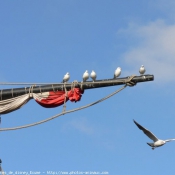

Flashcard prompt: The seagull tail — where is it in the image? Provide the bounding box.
[147,142,154,147]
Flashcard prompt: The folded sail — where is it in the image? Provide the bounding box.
[0,88,83,114]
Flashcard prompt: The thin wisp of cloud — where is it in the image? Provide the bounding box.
[62,118,94,135]
[117,20,175,83]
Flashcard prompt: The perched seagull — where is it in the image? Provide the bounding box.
[62,72,70,83]
[133,120,175,150]
[139,65,146,75]
[90,70,97,81]
[83,70,89,82]
[114,67,121,79]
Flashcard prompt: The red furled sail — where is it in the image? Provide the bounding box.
[34,88,84,108]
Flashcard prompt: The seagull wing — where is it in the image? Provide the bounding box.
[133,120,159,142]
[164,139,175,142]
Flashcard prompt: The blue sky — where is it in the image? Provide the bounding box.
[1,0,175,174]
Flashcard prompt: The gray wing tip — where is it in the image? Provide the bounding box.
[133,119,138,125]
[133,119,144,131]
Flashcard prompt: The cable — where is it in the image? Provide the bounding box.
[0,78,131,86]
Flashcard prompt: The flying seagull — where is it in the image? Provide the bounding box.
[83,70,89,82]
[90,70,97,82]
[114,67,121,79]
[139,65,146,75]
[133,120,175,150]
[62,72,70,83]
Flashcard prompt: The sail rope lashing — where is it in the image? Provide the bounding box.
[63,83,68,112]
[62,81,78,112]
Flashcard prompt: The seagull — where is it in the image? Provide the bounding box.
[114,67,121,79]
[83,70,89,82]
[90,70,97,81]
[133,120,175,150]
[139,65,146,75]
[62,72,70,83]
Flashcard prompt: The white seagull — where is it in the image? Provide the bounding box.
[90,70,97,81]
[114,67,121,79]
[63,72,70,83]
[139,65,146,75]
[83,70,89,82]
[133,120,175,150]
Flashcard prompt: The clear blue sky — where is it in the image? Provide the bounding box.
[1,0,175,174]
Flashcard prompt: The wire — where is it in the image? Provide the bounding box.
[0,78,130,86]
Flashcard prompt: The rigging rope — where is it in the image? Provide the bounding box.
[0,78,133,86]
[0,76,136,131]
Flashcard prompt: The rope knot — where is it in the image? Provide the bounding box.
[29,85,36,98]
[125,75,137,87]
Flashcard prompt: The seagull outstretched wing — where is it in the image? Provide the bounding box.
[133,120,159,142]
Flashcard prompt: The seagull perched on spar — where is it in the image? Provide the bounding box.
[114,67,121,79]
[139,65,146,75]
[133,120,175,150]
[62,72,70,83]
[82,70,89,82]
[90,70,97,82]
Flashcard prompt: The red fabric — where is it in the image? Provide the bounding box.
[35,88,84,108]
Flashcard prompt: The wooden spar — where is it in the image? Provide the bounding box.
[0,74,154,101]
